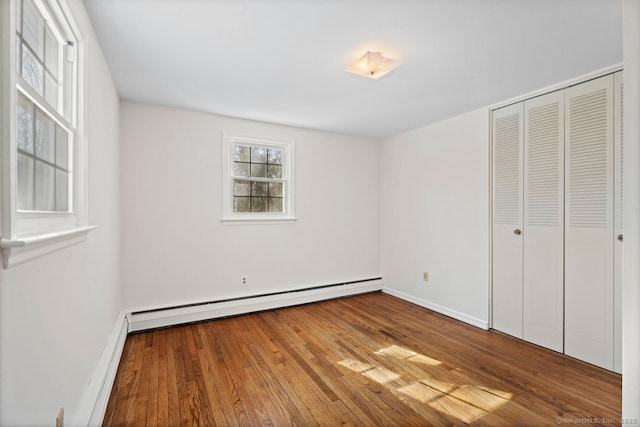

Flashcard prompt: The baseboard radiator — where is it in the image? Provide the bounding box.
[127,277,383,332]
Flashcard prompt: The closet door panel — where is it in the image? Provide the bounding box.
[564,75,614,370]
[613,71,623,373]
[523,91,565,352]
[492,103,524,338]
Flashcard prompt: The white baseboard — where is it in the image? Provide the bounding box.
[128,279,384,333]
[70,311,128,427]
[382,287,489,330]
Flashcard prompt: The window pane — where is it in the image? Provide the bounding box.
[17,93,34,153]
[233,197,250,212]
[233,179,251,196]
[251,197,268,212]
[35,108,55,163]
[251,147,267,163]
[55,124,69,169]
[22,0,44,59]
[233,145,250,162]
[35,161,54,211]
[226,137,292,218]
[22,44,44,95]
[17,154,34,210]
[252,181,268,197]
[56,170,68,211]
[232,162,249,177]
[268,149,282,165]
[45,27,59,77]
[45,72,58,108]
[267,165,282,179]
[250,163,266,178]
[269,182,283,197]
[269,198,284,213]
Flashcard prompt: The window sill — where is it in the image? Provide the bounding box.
[0,225,97,269]
[221,217,297,225]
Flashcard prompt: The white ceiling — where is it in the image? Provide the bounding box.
[83,0,622,139]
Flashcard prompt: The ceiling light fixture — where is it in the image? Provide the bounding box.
[346,51,398,80]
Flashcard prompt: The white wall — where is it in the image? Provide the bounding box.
[380,108,490,328]
[0,0,121,425]
[120,101,380,310]
[623,0,640,421]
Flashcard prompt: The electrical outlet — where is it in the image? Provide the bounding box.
[56,408,64,427]
[241,275,247,286]
[423,272,429,282]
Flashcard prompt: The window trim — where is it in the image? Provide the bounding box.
[221,131,296,224]
[0,0,93,269]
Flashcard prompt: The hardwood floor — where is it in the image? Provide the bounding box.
[104,292,621,426]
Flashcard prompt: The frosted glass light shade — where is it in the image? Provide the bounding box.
[346,51,398,80]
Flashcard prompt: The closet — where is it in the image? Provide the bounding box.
[491,71,623,373]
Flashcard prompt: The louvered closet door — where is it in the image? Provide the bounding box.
[492,103,524,338]
[522,91,564,353]
[564,75,614,370]
[613,71,623,374]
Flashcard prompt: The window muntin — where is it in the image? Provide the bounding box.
[223,133,295,222]
[15,0,75,213]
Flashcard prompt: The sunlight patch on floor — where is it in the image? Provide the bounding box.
[362,367,402,384]
[415,376,457,394]
[375,345,441,366]
[429,391,490,423]
[449,385,512,412]
[337,359,374,373]
[337,344,512,424]
[338,359,402,384]
[398,381,512,423]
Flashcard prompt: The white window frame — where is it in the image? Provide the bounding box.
[0,0,94,269]
[222,131,296,224]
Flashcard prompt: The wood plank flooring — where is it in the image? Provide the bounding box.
[104,292,621,426]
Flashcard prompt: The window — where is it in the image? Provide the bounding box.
[222,132,295,223]
[16,0,74,213]
[0,0,93,269]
